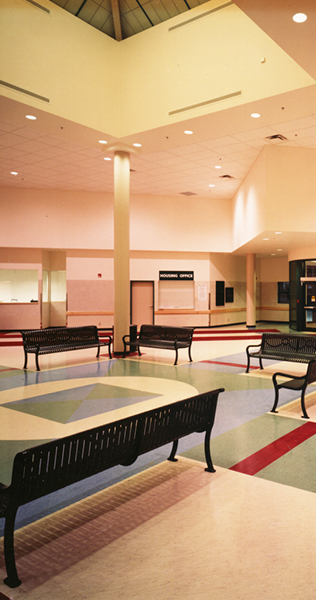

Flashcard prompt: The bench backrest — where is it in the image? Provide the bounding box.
[261,332,316,357]
[139,324,194,342]
[21,326,99,349]
[261,333,300,355]
[8,389,223,508]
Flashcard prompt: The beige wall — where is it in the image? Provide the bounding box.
[0,187,231,253]
[1,0,313,138]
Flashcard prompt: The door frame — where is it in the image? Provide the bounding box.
[130,280,155,325]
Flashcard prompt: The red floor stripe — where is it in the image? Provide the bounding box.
[230,421,316,476]
[193,335,262,341]
[202,360,259,369]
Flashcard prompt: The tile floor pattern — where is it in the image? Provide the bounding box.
[0,324,316,598]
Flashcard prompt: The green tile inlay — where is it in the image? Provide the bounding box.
[255,434,316,493]
[86,383,158,400]
[4,399,84,424]
[183,413,304,469]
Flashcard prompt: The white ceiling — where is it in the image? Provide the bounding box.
[1,0,316,258]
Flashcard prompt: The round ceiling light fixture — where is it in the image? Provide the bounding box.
[293,13,307,23]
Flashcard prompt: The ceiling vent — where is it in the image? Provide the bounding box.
[266,134,288,142]
[220,174,234,179]
[180,191,197,196]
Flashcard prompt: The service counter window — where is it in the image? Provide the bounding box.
[0,270,38,303]
[158,280,194,309]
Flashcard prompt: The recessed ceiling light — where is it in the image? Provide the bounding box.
[293,13,307,23]
[103,157,111,161]
[25,115,37,120]
[275,231,282,234]
[263,238,269,241]
[215,165,221,169]
[277,249,282,252]
[251,113,261,118]
[271,253,276,256]
[11,171,18,175]
[133,143,142,147]
[184,130,193,135]
[209,184,215,187]
[99,140,107,144]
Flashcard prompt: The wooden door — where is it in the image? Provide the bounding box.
[131,281,154,328]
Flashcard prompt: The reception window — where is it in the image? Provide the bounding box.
[0,270,38,303]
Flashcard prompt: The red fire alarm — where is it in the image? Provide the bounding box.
[98,273,102,278]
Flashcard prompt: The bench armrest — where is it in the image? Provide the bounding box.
[272,371,306,386]
[246,343,262,352]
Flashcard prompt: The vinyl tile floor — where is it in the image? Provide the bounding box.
[0,324,316,599]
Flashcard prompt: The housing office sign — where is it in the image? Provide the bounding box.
[159,271,194,280]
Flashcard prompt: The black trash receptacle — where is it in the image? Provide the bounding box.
[129,324,137,353]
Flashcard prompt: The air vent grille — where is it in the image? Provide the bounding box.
[169,1,233,31]
[25,0,50,13]
[266,134,288,141]
[0,80,50,103]
[169,90,242,116]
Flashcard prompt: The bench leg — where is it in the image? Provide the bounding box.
[301,388,309,419]
[35,351,40,372]
[3,509,21,588]
[204,427,215,473]
[271,387,279,414]
[188,346,193,363]
[167,440,178,462]
[23,350,28,370]
[174,348,178,366]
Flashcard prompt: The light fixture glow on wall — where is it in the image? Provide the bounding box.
[11,171,18,176]
[25,115,37,120]
[215,165,221,169]
[98,140,107,144]
[103,157,111,161]
[133,143,142,147]
[293,13,307,22]
[184,130,193,135]
[251,113,261,118]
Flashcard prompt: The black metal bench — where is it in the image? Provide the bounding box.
[21,325,112,371]
[122,324,194,365]
[271,359,316,419]
[0,387,224,587]
[245,332,316,373]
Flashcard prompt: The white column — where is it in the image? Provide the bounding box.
[246,253,256,328]
[113,150,130,354]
